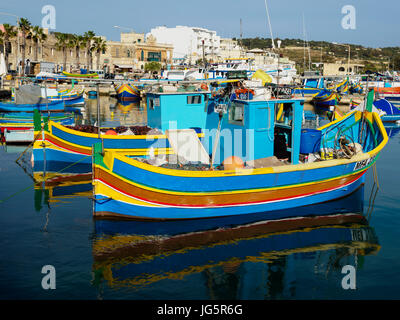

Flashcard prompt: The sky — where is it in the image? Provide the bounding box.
[0,0,399,48]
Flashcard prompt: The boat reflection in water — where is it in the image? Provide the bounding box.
[91,185,380,299]
[32,162,92,212]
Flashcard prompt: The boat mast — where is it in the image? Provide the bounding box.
[264,0,275,49]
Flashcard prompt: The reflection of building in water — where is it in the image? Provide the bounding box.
[83,97,147,126]
[90,186,381,299]
[115,100,147,126]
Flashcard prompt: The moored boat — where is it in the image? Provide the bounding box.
[0,100,65,112]
[114,83,141,101]
[92,92,388,220]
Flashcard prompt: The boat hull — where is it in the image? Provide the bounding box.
[114,84,140,101]
[0,100,65,112]
[93,169,366,220]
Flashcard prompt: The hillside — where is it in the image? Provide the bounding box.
[236,37,400,73]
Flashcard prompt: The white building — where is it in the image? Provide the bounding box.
[147,26,220,64]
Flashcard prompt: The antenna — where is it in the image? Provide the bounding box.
[264,0,275,49]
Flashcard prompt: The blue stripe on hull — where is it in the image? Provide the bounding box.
[51,126,169,150]
[33,147,92,164]
[94,175,365,219]
[112,156,357,193]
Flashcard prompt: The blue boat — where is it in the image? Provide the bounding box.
[373,98,400,122]
[92,87,388,219]
[293,77,325,96]
[0,100,65,112]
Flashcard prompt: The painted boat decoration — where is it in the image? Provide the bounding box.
[0,100,65,112]
[349,83,363,94]
[114,83,140,101]
[311,89,339,109]
[92,95,388,219]
[91,185,380,292]
[62,71,99,79]
[334,79,349,94]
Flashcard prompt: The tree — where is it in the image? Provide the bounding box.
[91,37,107,70]
[83,31,95,70]
[55,33,70,72]
[144,61,161,78]
[0,24,17,71]
[68,34,86,70]
[30,26,47,62]
[18,17,32,75]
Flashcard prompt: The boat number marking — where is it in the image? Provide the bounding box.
[354,155,376,171]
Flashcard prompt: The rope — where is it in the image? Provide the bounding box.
[366,163,380,222]
[15,131,42,163]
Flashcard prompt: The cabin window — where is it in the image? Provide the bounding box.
[149,98,155,109]
[229,102,244,125]
[187,95,202,104]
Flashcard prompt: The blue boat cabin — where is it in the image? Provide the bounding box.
[146,91,305,166]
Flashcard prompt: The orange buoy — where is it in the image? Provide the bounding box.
[105,129,117,135]
[222,156,244,170]
[200,83,208,90]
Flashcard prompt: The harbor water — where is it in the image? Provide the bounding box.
[0,96,400,300]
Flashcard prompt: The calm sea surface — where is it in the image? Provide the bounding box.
[0,96,400,300]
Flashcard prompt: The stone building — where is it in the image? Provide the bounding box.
[99,32,173,74]
[1,25,173,75]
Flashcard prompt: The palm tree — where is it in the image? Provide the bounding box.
[0,24,17,71]
[83,31,95,71]
[91,37,107,70]
[69,34,85,70]
[55,33,70,72]
[30,26,47,62]
[18,17,32,75]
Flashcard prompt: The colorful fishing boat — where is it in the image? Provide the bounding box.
[293,77,325,96]
[0,100,65,112]
[92,92,388,220]
[31,90,210,169]
[349,82,363,94]
[62,71,99,79]
[373,99,400,122]
[334,79,349,94]
[114,83,140,101]
[0,113,75,144]
[311,89,339,109]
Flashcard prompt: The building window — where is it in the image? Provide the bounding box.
[115,48,119,58]
[51,48,54,56]
[339,67,345,72]
[127,49,130,57]
[147,51,161,62]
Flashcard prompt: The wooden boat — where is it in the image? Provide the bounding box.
[91,186,379,291]
[311,89,339,109]
[114,83,140,101]
[0,114,75,144]
[32,90,210,168]
[92,93,388,219]
[0,100,65,112]
[293,77,325,96]
[62,71,98,79]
